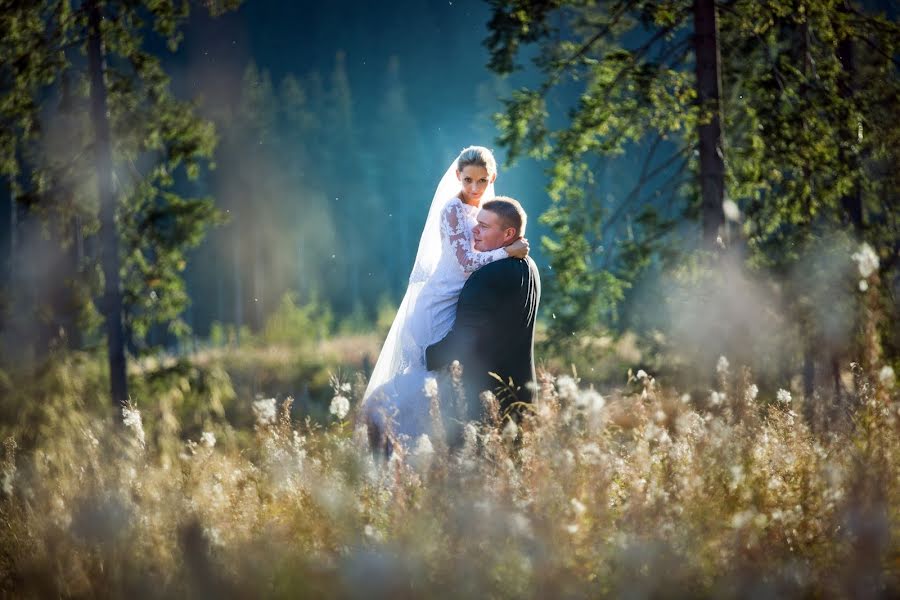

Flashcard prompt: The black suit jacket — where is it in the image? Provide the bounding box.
[426,255,540,415]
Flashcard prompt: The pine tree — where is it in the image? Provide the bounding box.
[372,56,429,296]
[0,0,240,406]
[486,0,722,354]
[487,0,899,387]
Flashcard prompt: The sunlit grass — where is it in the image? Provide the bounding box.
[0,356,897,598]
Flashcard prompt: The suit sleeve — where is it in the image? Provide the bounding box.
[425,266,497,371]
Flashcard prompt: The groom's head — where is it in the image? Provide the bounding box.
[473,197,527,252]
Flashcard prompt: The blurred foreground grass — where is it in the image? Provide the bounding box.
[0,347,897,598]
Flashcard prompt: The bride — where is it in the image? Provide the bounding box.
[362,146,528,447]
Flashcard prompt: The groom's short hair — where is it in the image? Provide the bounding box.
[483,197,527,238]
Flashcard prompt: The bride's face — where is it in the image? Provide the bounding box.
[456,165,495,204]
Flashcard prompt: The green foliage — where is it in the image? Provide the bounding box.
[262,292,333,348]
[487,0,900,374]
[488,1,698,355]
[0,0,241,360]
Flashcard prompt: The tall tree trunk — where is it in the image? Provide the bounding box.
[835,18,863,404]
[836,15,881,376]
[217,256,224,330]
[803,341,817,430]
[87,0,128,407]
[233,222,243,345]
[65,214,84,350]
[8,190,16,283]
[253,228,263,330]
[837,15,863,232]
[831,354,843,407]
[692,0,726,249]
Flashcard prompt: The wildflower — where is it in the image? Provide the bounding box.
[730,465,745,490]
[480,391,500,426]
[449,360,463,381]
[329,395,350,420]
[579,442,602,463]
[722,199,741,222]
[536,400,554,421]
[680,393,691,404]
[206,527,223,547]
[571,498,587,516]
[1,469,12,497]
[786,410,797,425]
[352,424,369,449]
[413,434,434,456]
[423,377,439,399]
[463,423,478,448]
[2,438,17,497]
[878,365,895,389]
[731,510,754,528]
[509,512,533,538]
[340,382,352,394]
[776,389,792,405]
[717,355,730,375]
[745,384,759,402]
[709,391,725,406]
[364,524,383,541]
[122,405,146,447]
[859,280,869,292]
[851,242,879,278]
[501,419,518,442]
[200,431,216,448]
[252,398,277,426]
[556,375,578,401]
[1,466,12,498]
[575,388,605,414]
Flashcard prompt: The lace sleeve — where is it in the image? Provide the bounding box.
[440,201,508,274]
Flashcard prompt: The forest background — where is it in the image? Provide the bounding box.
[2,0,896,412]
[0,1,898,596]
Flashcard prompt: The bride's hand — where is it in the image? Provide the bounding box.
[505,237,529,258]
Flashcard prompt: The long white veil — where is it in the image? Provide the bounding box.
[363,159,495,402]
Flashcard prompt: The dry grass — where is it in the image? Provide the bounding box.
[0,360,897,598]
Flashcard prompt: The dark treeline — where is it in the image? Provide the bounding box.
[1,0,897,413]
[0,0,545,373]
[487,0,899,406]
[189,53,507,338]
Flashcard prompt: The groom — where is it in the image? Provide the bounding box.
[426,197,541,432]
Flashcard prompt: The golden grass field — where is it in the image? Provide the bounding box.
[0,349,897,598]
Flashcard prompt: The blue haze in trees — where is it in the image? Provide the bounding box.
[160,0,563,336]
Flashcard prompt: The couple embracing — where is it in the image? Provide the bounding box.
[362,146,541,452]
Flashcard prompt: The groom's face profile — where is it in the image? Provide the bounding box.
[473,209,516,251]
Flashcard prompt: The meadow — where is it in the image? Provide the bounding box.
[0,341,897,599]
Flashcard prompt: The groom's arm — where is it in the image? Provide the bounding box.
[425,266,498,371]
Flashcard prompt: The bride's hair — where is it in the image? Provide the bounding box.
[456,146,497,176]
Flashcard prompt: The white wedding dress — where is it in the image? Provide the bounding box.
[363,190,508,442]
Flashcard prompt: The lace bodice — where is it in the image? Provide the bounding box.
[439,198,508,274]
